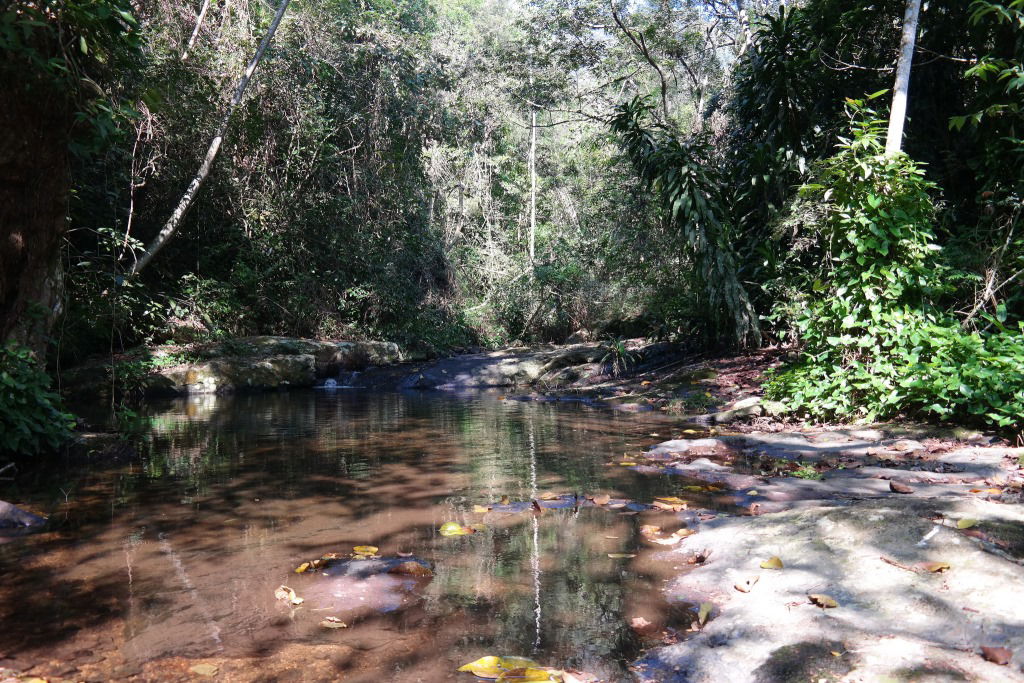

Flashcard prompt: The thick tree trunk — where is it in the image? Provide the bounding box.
[0,65,70,356]
[885,0,922,156]
[129,0,291,274]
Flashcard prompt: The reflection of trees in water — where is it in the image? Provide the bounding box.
[111,391,652,674]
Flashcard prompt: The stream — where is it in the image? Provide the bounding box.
[0,390,735,682]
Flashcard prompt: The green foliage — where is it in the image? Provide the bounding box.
[766,102,1024,430]
[599,337,638,377]
[0,345,75,456]
[609,97,760,347]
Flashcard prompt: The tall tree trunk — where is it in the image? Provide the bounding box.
[0,47,70,356]
[885,0,922,156]
[529,108,537,262]
[129,0,291,274]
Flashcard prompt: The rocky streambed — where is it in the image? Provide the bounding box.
[628,427,1024,682]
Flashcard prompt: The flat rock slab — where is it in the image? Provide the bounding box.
[633,499,1024,682]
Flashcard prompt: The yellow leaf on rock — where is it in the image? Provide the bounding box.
[353,545,378,556]
[760,556,783,570]
[474,505,492,514]
[919,561,951,573]
[294,562,310,573]
[458,656,542,679]
[540,492,561,501]
[697,602,712,626]
[808,593,838,608]
[957,519,978,529]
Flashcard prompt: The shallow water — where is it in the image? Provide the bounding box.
[0,391,731,681]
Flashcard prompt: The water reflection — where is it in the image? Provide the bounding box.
[1,391,708,681]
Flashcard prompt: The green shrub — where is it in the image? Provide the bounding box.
[0,344,75,455]
[766,99,1024,430]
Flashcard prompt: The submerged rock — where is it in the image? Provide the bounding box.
[0,500,46,529]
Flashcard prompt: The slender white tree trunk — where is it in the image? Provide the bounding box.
[529,108,537,262]
[885,0,922,156]
[181,0,212,61]
[129,0,291,275]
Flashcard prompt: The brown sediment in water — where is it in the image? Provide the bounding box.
[0,391,729,682]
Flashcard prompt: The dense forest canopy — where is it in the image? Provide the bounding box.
[2,0,1023,449]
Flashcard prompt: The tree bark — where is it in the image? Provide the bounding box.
[0,45,70,356]
[885,0,922,156]
[129,0,291,274]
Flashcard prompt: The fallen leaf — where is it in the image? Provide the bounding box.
[640,525,662,537]
[957,519,978,529]
[189,663,219,677]
[294,562,310,574]
[673,528,696,538]
[497,667,561,682]
[539,492,561,501]
[918,561,951,573]
[274,585,303,605]
[500,495,511,505]
[733,576,759,593]
[320,616,348,629]
[980,646,1012,666]
[608,553,636,559]
[969,488,1002,494]
[353,545,379,556]
[474,505,492,514]
[439,521,472,536]
[655,496,687,506]
[889,481,914,494]
[746,490,758,496]
[697,602,712,626]
[760,556,783,570]
[321,552,342,560]
[388,561,433,577]
[808,593,838,608]
[457,656,541,679]
[591,494,611,506]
